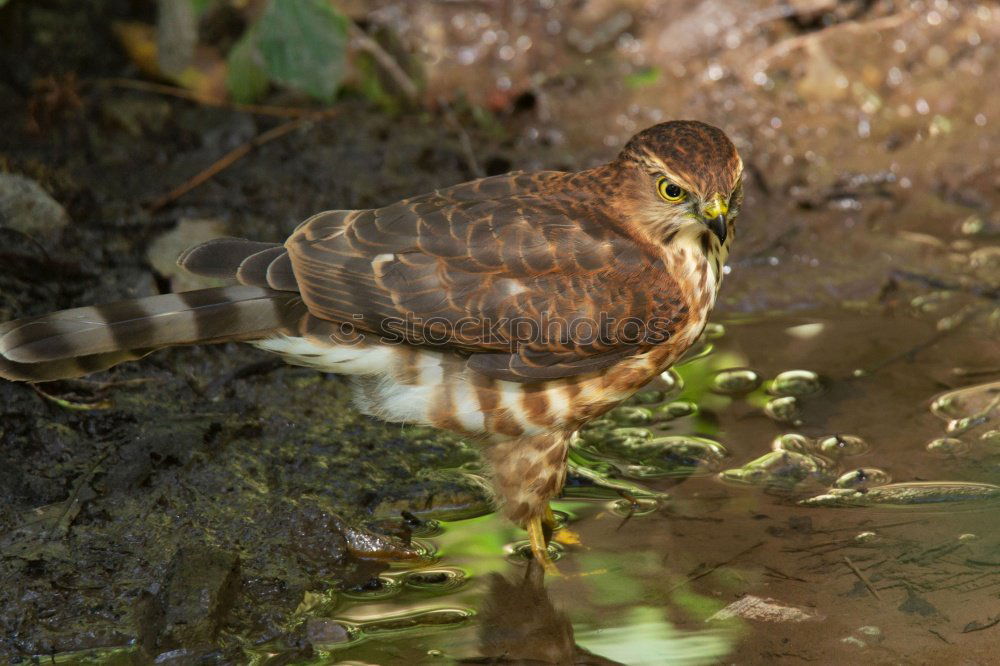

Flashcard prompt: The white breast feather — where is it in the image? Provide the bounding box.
[252,336,396,375]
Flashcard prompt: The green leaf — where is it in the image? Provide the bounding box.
[352,51,400,114]
[256,0,348,103]
[625,66,662,89]
[226,29,269,103]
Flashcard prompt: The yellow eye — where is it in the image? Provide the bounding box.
[656,177,686,202]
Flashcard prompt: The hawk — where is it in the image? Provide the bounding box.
[0,120,743,572]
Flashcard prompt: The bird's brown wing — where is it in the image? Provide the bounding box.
[286,171,687,382]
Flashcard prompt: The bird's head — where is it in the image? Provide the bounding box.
[612,120,743,251]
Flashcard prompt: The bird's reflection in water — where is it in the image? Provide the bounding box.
[462,561,624,665]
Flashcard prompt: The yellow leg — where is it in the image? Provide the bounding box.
[542,504,556,528]
[527,514,559,575]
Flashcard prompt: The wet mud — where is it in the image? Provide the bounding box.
[1,1,998,664]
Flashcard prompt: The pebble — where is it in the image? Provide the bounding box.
[653,400,698,421]
[711,368,762,395]
[981,430,1000,446]
[834,467,890,489]
[765,396,801,424]
[659,369,684,396]
[626,389,666,405]
[608,406,653,425]
[925,437,969,456]
[817,434,869,458]
[0,173,69,238]
[772,433,813,453]
[146,218,230,292]
[770,370,822,396]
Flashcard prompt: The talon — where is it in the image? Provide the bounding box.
[527,514,559,575]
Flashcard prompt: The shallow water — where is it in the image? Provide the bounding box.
[227,306,998,664]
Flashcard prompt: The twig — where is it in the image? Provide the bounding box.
[954,366,1000,378]
[99,78,325,118]
[752,10,915,71]
[45,448,112,541]
[146,109,338,211]
[843,555,882,602]
[31,383,113,411]
[947,391,1000,437]
[614,489,641,532]
[347,22,419,103]
[818,519,926,534]
[666,541,764,593]
[850,304,991,377]
[438,96,484,179]
[890,268,1000,301]
[963,615,1000,634]
[763,565,808,582]
[928,629,951,644]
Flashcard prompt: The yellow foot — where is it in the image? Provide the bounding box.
[527,514,560,575]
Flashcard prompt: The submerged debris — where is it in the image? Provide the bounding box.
[572,429,727,480]
[931,381,1000,436]
[800,481,1000,507]
[720,451,835,490]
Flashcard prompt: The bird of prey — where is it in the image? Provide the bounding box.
[0,120,743,572]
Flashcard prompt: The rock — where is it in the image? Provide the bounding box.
[305,617,351,645]
[140,545,241,652]
[795,42,850,103]
[375,469,493,522]
[99,96,172,137]
[708,595,823,623]
[857,625,883,643]
[146,218,229,291]
[156,0,197,78]
[0,173,69,238]
[898,587,938,617]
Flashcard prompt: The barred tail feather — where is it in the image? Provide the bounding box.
[0,286,303,382]
[0,348,155,382]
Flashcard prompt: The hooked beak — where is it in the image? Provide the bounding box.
[702,194,728,245]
